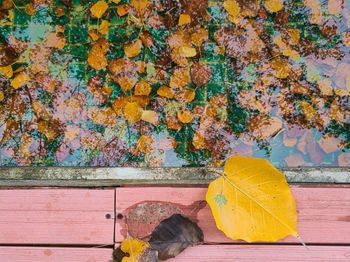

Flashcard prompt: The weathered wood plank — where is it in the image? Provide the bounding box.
[166,245,350,261]
[0,189,114,245]
[0,167,349,186]
[115,186,350,244]
[0,247,112,262]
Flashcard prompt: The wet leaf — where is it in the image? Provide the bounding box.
[264,0,284,12]
[25,3,37,15]
[134,80,151,96]
[113,238,158,262]
[90,0,109,19]
[174,88,195,103]
[149,214,204,260]
[141,110,159,126]
[117,4,131,16]
[206,156,298,242]
[124,102,143,123]
[157,85,174,99]
[191,27,209,47]
[169,66,190,89]
[103,136,126,163]
[179,46,196,57]
[80,129,104,149]
[168,28,191,49]
[11,71,30,89]
[0,45,17,67]
[137,134,156,154]
[190,63,212,87]
[99,20,110,35]
[0,65,13,78]
[124,39,142,58]
[131,0,150,17]
[177,109,193,123]
[178,14,191,26]
[166,115,183,130]
[88,29,101,41]
[248,114,282,140]
[114,74,137,92]
[139,31,154,47]
[270,57,292,79]
[109,58,136,75]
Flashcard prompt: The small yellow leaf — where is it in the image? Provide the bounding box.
[157,85,174,99]
[134,80,151,96]
[0,91,4,102]
[141,110,159,126]
[111,0,121,4]
[90,1,109,19]
[265,0,284,12]
[223,0,239,18]
[88,29,101,41]
[179,46,196,57]
[24,3,37,16]
[119,238,155,262]
[98,20,110,35]
[0,65,13,78]
[137,134,156,154]
[177,109,193,123]
[117,4,131,16]
[178,14,191,26]
[206,156,298,242]
[11,72,30,89]
[124,102,142,123]
[299,101,317,122]
[124,39,143,58]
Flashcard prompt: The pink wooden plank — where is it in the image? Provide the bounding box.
[166,245,350,261]
[115,186,350,244]
[0,247,112,262]
[0,189,114,245]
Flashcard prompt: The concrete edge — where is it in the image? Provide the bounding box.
[0,167,349,186]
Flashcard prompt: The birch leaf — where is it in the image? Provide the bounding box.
[206,156,298,242]
[113,238,158,262]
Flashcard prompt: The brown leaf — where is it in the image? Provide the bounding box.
[190,63,212,87]
[166,115,183,130]
[103,136,126,163]
[114,74,137,92]
[168,28,191,49]
[270,57,292,79]
[149,214,204,260]
[248,114,282,140]
[169,66,190,89]
[139,31,154,47]
[174,88,195,103]
[80,129,103,149]
[0,44,17,67]
[124,102,143,123]
[109,58,136,76]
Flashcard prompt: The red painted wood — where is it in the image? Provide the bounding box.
[0,247,112,262]
[0,189,114,245]
[115,186,350,244]
[166,245,350,261]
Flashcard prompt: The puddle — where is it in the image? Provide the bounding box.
[0,0,349,167]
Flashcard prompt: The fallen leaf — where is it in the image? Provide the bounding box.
[270,57,292,79]
[265,0,284,12]
[159,136,177,151]
[157,85,174,99]
[169,66,190,89]
[192,130,205,149]
[109,58,136,75]
[168,28,191,49]
[8,35,28,54]
[206,156,298,242]
[117,4,131,16]
[166,115,183,130]
[131,0,150,17]
[64,125,80,141]
[98,20,110,35]
[137,134,156,154]
[0,45,17,67]
[141,110,159,126]
[90,0,109,19]
[342,31,350,46]
[0,91,4,102]
[134,80,151,96]
[248,114,282,140]
[139,31,154,47]
[179,46,196,57]
[318,133,344,154]
[55,5,65,17]
[191,27,209,47]
[299,101,317,122]
[0,65,13,78]
[88,29,101,41]
[304,0,323,25]
[149,214,204,260]
[124,102,143,123]
[328,0,343,15]
[113,238,158,262]
[174,88,195,103]
[178,14,191,26]
[177,109,193,123]
[11,71,30,89]
[25,3,37,15]
[80,129,104,149]
[103,136,126,163]
[190,63,212,87]
[317,79,333,96]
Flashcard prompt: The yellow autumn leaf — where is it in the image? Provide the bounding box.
[178,14,191,26]
[98,20,110,35]
[206,156,298,242]
[124,39,143,58]
[223,0,239,19]
[0,90,4,102]
[11,72,30,89]
[177,109,193,123]
[141,110,159,126]
[0,65,13,78]
[119,238,156,262]
[137,134,156,154]
[134,80,151,96]
[265,0,284,12]
[179,46,197,57]
[90,1,109,19]
[124,102,142,123]
[299,101,317,122]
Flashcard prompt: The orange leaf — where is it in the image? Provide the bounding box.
[178,14,191,26]
[117,4,130,16]
[45,32,66,49]
[191,27,209,47]
[124,102,142,123]
[174,88,195,103]
[134,80,151,96]
[166,115,183,130]
[114,74,136,92]
[90,0,109,19]
[141,110,159,126]
[137,135,156,154]
[157,85,174,99]
[177,109,193,123]
[124,39,142,57]
[109,58,136,75]
[169,66,189,89]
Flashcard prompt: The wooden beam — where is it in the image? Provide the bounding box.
[0,167,349,186]
[0,189,114,245]
[115,186,350,244]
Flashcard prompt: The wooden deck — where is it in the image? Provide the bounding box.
[1,185,350,261]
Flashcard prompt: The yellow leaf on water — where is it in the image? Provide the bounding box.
[265,0,284,12]
[124,39,143,58]
[179,46,197,57]
[11,72,30,89]
[137,134,156,154]
[98,20,110,35]
[0,65,13,78]
[178,14,191,26]
[90,1,109,19]
[141,110,159,126]
[206,156,298,242]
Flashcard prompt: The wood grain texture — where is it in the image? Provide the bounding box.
[166,245,350,261]
[0,189,114,245]
[115,186,350,244]
[0,247,112,262]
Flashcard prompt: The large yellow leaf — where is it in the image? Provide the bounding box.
[206,156,298,242]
